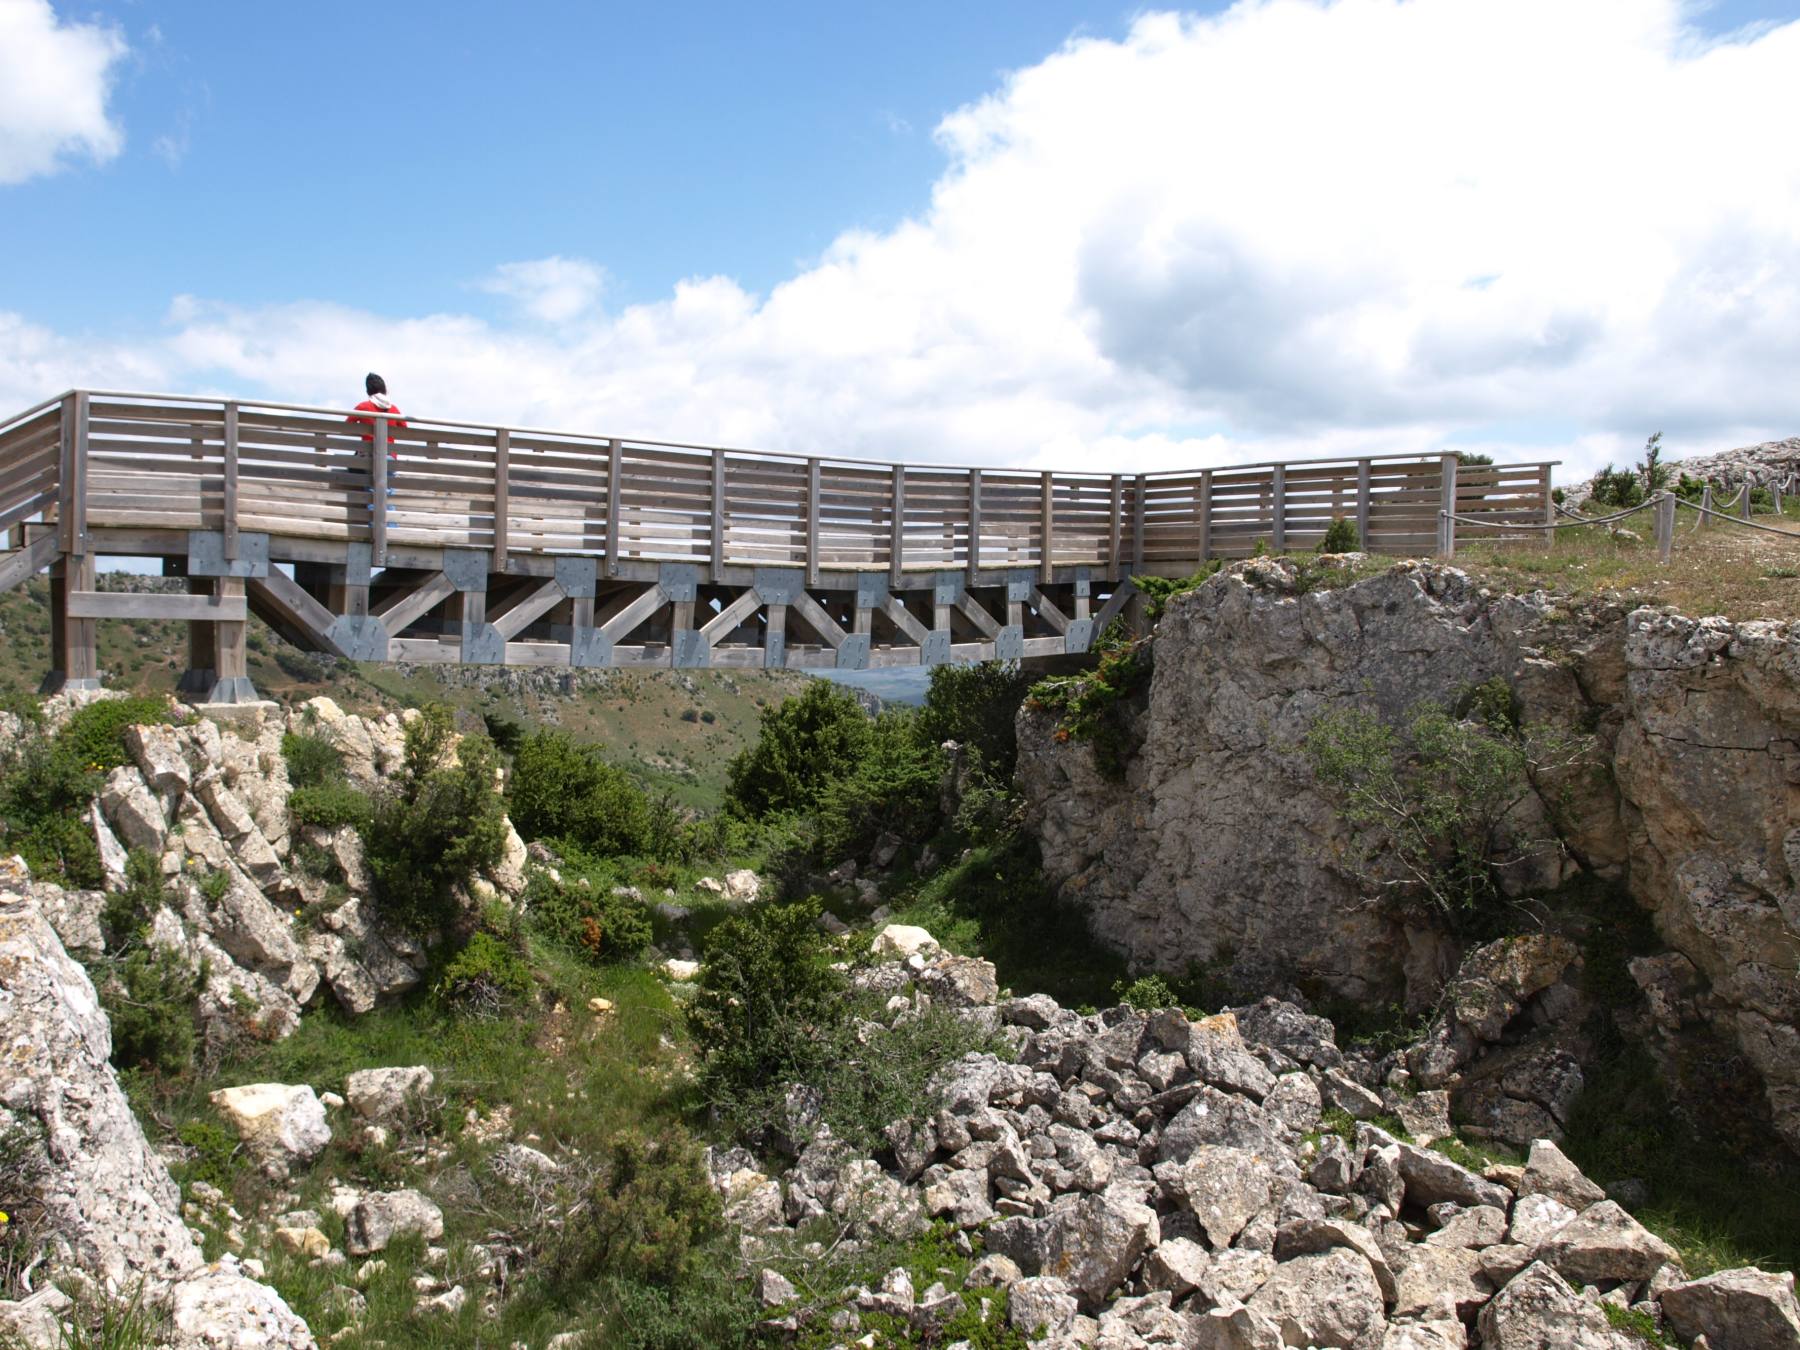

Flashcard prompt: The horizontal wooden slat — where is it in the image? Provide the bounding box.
[67,591,248,620]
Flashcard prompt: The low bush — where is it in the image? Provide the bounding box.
[551,1128,721,1290]
[1028,620,1154,780]
[915,663,1038,778]
[279,730,345,790]
[436,931,534,1016]
[1113,973,1179,1011]
[525,870,653,965]
[104,948,203,1075]
[363,706,508,936]
[286,782,372,833]
[725,681,872,819]
[510,729,664,857]
[1318,516,1360,554]
[1590,464,1646,510]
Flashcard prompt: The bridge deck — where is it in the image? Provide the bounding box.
[0,391,1555,698]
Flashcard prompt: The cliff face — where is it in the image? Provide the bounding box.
[1017,560,1800,1150]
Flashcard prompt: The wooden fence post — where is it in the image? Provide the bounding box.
[1437,453,1458,559]
[806,458,821,588]
[1131,474,1147,575]
[1198,470,1212,564]
[1107,474,1122,581]
[493,427,510,559]
[222,401,239,560]
[1270,463,1286,554]
[605,439,623,576]
[711,448,726,582]
[967,469,983,585]
[1741,479,1754,523]
[1698,482,1711,530]
[1540,464,1554,550]
[890,465,906,588]
[1356,458,1372,550]
[1655,491,1674,564]
[1039,470,1054,585]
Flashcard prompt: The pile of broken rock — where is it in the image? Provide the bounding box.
[714,935,1800,1349]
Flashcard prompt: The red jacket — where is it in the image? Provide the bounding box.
[348,399,407,454]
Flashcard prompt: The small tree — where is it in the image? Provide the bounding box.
[1638,431,1669,494]
[1304,679,1594,934]
[724,681,872,819]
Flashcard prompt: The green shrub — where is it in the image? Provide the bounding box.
[279,731,345,789]
[1751,486,1775,512]
[916,663,1037,778]
[436,931,534,1015]
[510,730,659,857]
[1113,973,1179,1011]
[688,901,844,1106]
[1674,472,1707,504]
[1317,517,1360,554]
[175,1120,239,1192]
[1602,1302,1672,1347]
[56,696,176,774]
[103,948,201,1075]
[0,1114,48,1296]
[364,707,508,935]
[101,850,170,950]
[1590,464,1646,510]
[526,871,653,964]
[1456,451,1494,467]
[552,1128,721,1289]
[1304,680,1593,934]
[725,681,872,819]
[287,782,372,832]
[806,713,944,864]
[1028,620,1153,780]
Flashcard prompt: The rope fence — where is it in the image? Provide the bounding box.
[1441,475,1800,566]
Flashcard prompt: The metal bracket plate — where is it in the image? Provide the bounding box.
[922,630,952,666]
[324,615,388,662]
[836,634,871,670]
[753,567,804,606]
[554,556,597,598]
[934,572,964,607]
[764,631,786,668]
[1065,618,1096,654]
[1073,567,1091,598]
[659,562,699,602]
[187,530,270,578]
[442,548,491,592]
[570,627,611,668]
[1006,570,1035,602]
[855,575,888,609]
[673,630,711,668]
[344,541,373,587]
[995,625,1025,662]
[461,621,504,665]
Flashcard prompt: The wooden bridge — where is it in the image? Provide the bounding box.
[0,391,1556,701]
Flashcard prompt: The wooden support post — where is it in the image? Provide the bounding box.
[1741,479,1754,522]
[371,417,389,566]
[493,427,511,559]
[214,577,250,701]
[58,392,89,557]
[222,401,240,560]
[1438,453,1458,559]
[1540,464,1554,549]
[1108,474,1123,581]
[605,439,623,576]
[1655,491,1675,564]
[764,603,787,668]
[889,466,906,587]
[46,551,99,691]
[806,458,822,588]
[1357,458,1373,549]
[967,470,983,584]
[711,448,726,582]
[182,575,218,697]
[1698,483,1711,531]
[1198,470,1213,563]
[1271,463,1286,554]
[1131,474,1147,576]
[1040,471,1055,584]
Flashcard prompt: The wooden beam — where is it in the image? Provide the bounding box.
[1028,587,1070,635]
[700,589,761,642]
[1108,474,1123,581]
[215,577,248,686]
[1271,463,1286,554]
[879,595,930,645]
[493,426,510,558]
[248,568,338,645]
[1198,470,1212,563]
[1040,471,1055,584]
[711,448,726,582]
[371,417,389,566]
[889,466,906,587]
[791,590,848,649]
[954,592,1001,639]
[67,591,248,621]
[600,583,667,642]
[491,577,564,641]
[1092,578,1136,631]
[967,469,983,584]
[1356,458,1372,548]
[1438,452,1458,558]
[374,571,455,634]
[222,401,240,560]
[0,533,59,594]
[605,438,623,576]
[806,458,821,588]
[1131,474,1147,574]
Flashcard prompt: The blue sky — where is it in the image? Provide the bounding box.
[3,0,1798,480]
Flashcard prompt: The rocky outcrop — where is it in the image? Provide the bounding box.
[0,881,312,1344]
[1017,561,1800,1152]
[717,963,1762,1349]
[1563,434,1800,508]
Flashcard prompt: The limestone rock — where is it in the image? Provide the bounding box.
[1477,1260,1638,1349]
[1009,1276,1079,1338]
[723,869,761,902]
[1536,1200,1680,1284]
[0,896,201,1285]
[1518,1137,1607,1210]
[1165,1145,1276,1249]
[1244,1248,1387,1350]
[344,1066,434,1124]
[1659,1267,1800,1350]
[167,1269,317,1349]
[919,954,999,1008]
[343,1189,445,1256]
[871,924,939,959]
[209,1084,331,1178]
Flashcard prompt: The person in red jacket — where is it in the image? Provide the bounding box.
[348,373,406,525]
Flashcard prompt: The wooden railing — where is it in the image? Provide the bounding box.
[0,391,1557,577]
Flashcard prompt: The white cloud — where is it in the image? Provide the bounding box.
[4,0,1800,485]
[0,0,128,185]
[476,256,607,324]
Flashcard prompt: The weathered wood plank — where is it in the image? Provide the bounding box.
[66,591,248,621]
[493,427,510,558]
[0,533,59,594]
[222,402,240,559]
[374,572,455,634]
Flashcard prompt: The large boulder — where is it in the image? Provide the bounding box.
[167,1268,316,1349]
[343,1189,444,1256]
[209,1084,331,1179]
[344,1066,434,1125]
[1659,1267,1800,1350]
[1477,1261,1638,1349]
[1244,1248,1387,1350]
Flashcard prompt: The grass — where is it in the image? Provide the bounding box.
[1453,497,1800,622]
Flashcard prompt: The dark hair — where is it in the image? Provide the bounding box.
[365,372,387,397]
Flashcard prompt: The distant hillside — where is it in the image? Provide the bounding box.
[0,576,811,810]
